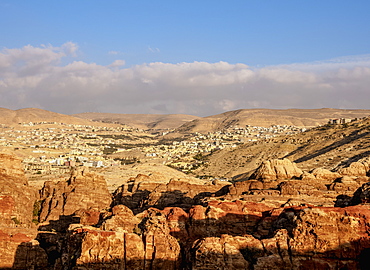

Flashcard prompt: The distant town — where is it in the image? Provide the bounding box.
[0,121,306,176]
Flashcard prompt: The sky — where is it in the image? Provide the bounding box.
[0,0,370,116]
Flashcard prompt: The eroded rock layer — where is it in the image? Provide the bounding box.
[2,152,370,269]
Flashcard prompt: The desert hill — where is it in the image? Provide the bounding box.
[194,116,370,180]
[72,112,200,130]
[169,108,370,135]
[0,108,115,127]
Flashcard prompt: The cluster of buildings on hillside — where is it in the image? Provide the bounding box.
[327,118,362,125]
[142,125,305,172]
[1,122,306,175]
[23,155,119,175]
[0,124,130,175]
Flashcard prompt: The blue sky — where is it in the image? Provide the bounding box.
[0,1,370,115]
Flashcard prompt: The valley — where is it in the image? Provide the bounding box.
[0,107,370,269]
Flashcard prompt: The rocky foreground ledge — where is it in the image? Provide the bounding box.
[1,152,370,269]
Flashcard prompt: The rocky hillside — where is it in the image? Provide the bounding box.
[73,112,200,130]
[0,108,111,126]
[194,116,370,180]
[169,108,370,135]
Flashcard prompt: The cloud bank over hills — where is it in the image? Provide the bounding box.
[0,42,369,116]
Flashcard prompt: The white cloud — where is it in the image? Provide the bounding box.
[148,46,160,53]
[276,54,370,72]
[108,59,125,68]
[0,43,370,115]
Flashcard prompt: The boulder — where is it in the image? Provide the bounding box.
[349,182,370,205]
[250,158,303,181]
[337,161,367,176]
[228,180,264,196]
[311,168,341,182]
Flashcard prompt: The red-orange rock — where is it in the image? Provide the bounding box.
[67,208,181,270]
[101,204,140,232]
[39,167,112,223]
[0,153,37,226]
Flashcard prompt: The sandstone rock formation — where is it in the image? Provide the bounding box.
[62,208,181,270]
[227,180,264,196]
[349,182,370,205]
[190,205,370,269]
[278,180,326,196]
[38,167,112,223]
[101,204,141,232]
[112,173,230,213]
[310,167,341,181]
[191,235,252,269]
[0,153,47,268]
[0,153,37,226]
[2,150,370,269]
[0,228,48,269]
[250,158,303,181]
[336,157,370,177]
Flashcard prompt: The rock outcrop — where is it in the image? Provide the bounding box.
[2,150,370,269]
[39,167,112,223]
[0,153,37,226]
[336,157,370,177]
[190,205,370,269]
[0,228,47,269]
[63,208,181,270]
[101,204,140,232]
[187,201,275,239]
[311,167,341,181]
[191,235,253,269]
[278,180,327,196]
[349,182,370,205]
[250,158,303,181]
[113,173,230,213]
[0,153,47,268]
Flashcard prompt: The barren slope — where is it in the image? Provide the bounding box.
[194,117,370,180]
[170,108,370,135]
[0,108,110,126]
[73,112,200,130]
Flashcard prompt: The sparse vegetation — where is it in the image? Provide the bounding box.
[11,217,21,225]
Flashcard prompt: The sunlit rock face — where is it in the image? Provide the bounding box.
[189,205,370,270]
[336,157,370,177]
[0,153,37,226]
[38,167,112,223]
[249,158,303,181]
[112,173,230,213]
[64,208,181,270]
[0,153,47,269]
[2,150,370,269]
